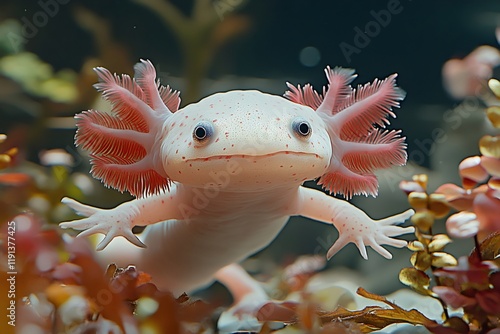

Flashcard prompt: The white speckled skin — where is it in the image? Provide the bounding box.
[60,65,415,298]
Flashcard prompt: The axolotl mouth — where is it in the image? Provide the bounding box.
[184,151,323,163]
[172,150,328,188]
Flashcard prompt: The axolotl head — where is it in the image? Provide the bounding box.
[161,90,331,191]
[76,60,407,198]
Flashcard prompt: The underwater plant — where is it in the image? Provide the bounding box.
[395,78,500,333]
[0,52,79,104]
[133,0,250,104]
[0,214,214,333]
[0,134,17,170]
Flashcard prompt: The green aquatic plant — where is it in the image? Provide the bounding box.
[0,52,78,103]
[133,0,250,103]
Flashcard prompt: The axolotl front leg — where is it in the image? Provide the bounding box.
[60,187,187,251]
[294,186,415,260]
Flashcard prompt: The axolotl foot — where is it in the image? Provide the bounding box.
[298,187,415,261]
[327,208,415,260]
[59,197,146,251]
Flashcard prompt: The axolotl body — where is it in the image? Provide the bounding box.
[61,60,414,299]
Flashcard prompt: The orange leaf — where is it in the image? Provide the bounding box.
[320,288,438,332]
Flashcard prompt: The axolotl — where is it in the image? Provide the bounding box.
[60,60,414,301]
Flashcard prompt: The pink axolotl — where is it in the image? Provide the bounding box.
[60,60,414,303]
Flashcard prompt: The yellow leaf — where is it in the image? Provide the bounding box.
[0,154,11,169]
[411,252,432,271]
[428,194,450,218]
[415,229,433,246]
[5,147,18,156]
[487,106,500,128]
[431,252,458,268]
[45,283,86,307]
[488,78,500,98]
[412,174,428,190]
[411,212,434,231]
[399,268,432,295]
[408,192,428,210]
[479,135,500,158]
[489,177,500,190]
[428,234,452,253]
[407,241,425,252]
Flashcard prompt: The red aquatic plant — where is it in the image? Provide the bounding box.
[435,79,500,241]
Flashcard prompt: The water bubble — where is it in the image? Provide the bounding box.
[299,46,321,67]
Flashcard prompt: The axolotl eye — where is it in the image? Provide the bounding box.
[193,121,214,143]
[291,117,312,139]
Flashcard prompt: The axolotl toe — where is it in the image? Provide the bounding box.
[60,60,414,297]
